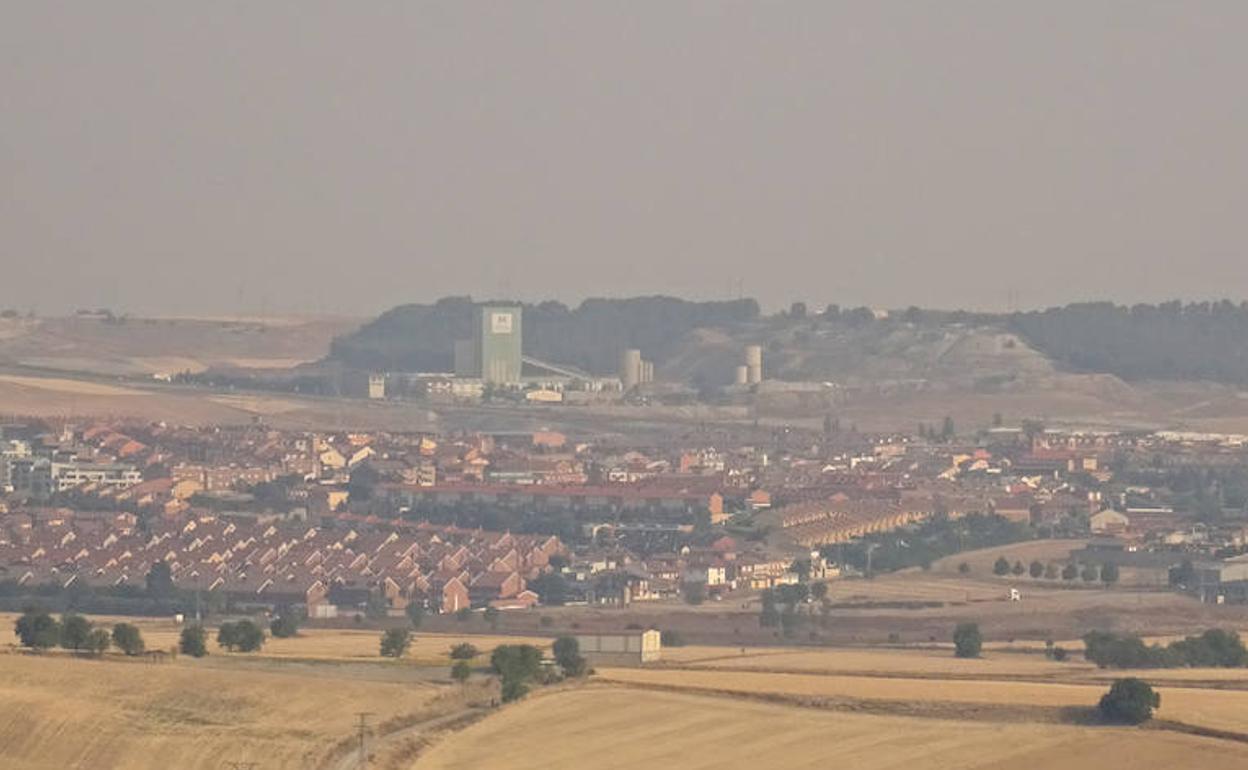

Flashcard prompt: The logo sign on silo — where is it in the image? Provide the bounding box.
[491,312,514,334]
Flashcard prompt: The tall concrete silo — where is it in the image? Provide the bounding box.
[745,345,763,384]
[620,348,642,390]
[734,365,749,385]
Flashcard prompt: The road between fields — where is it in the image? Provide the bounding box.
[329,706,489,770]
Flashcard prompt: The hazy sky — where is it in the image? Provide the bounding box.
[3,2,1246,317]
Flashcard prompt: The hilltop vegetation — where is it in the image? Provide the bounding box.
[328,296,759,373]
[330,297,1248,389]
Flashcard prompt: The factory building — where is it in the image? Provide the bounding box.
[453,305,524,384]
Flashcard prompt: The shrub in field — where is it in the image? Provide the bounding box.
[1099,678,1160,724]
[953,622,982,658]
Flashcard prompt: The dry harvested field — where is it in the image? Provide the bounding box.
[0,651,443,770]
[595,666,1248,735]
[929,539,1089,576]
[667,645,1094,677]
[664,643,1248,694]
[414,687,1247,770]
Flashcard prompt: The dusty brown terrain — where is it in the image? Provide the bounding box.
[0,315,359,376]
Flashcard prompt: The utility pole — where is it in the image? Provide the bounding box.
[355,712,375,768]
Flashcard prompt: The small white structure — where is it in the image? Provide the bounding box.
[1009,588,1022,602]
[574,629,662,666]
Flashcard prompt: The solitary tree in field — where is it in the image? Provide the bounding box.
[1011,560,1026,576]
[380,628,412,658]
[1099,678,1160,724]
[451,659,472,685]
[1062,563,1079,581]
[1082,564,1100,582]
[993,557,1010,576]
[112,623,145,656]
[953,623,983,659]
[180,625,208,658]
[1029,560,1044,579]
[1101,563,1120,586]
[449,643,479,661]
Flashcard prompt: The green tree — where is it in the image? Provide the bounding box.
[659,630,686,647]
[405,603,426,629]
[501,678,529,703]
[940,416,955,442]
[112,623,146,656]
[217,622,240,651]
[553,636,587,678]
[953,623,982,659]
[180,625,209,657]
[530,572,569,605]
[490,644,543,682]
[1044,563,1059,580]
[85,628,112,657]
[231,620,265,652]
[1081,564,1100,582]
[15,609,60,650]
[145,561,175,597]
[682,581,706,605]
[60,613,92,651]
[759,590,781,628]
[1011,560,1025,576]
[1099,678,1160,724]
[1028,560,1044,579]
[270,611,301,639]
[1062,563,1079,581]
[365,592,389,621]
[449,643,480,660]
[380,628,412,658]
[993,557,1010,576]
[451,659,472,685]
[1100,562,1120,586]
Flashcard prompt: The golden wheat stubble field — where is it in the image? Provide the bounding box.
[0,652,442,770]
[595,667,1248,735]
[414,688,1248,770]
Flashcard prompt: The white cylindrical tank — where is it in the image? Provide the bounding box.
[620,349,642,390]
[745,345,763,384]
[734,365,749,385]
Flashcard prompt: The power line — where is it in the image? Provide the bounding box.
[355,711,375,768]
